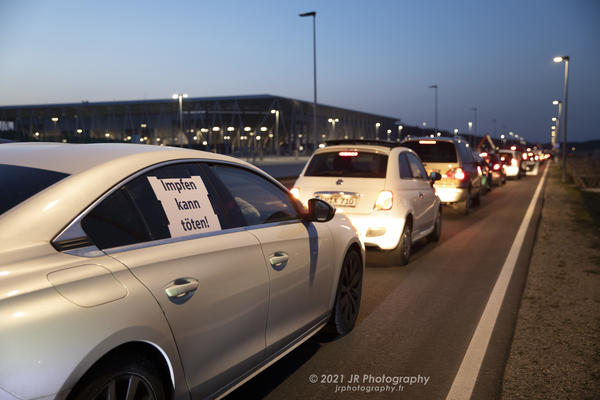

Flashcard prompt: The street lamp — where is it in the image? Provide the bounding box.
[454,128,459,135]
[467,121,473,134]
[375,122,381,139]
[429,84,438,132]
[299,11,317,149]
[470,107,478,136]
[397,124,404,140]
[552,99,563,160]
[328,118,339,139]
[553,56,570,182]
[271,109,280,156]
[172,93,188,146]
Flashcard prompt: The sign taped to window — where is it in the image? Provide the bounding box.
[147,176,221,237]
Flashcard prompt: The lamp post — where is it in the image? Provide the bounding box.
[270,109,280,156]
[552,100,563,163]
[299,11,317,150]
[397,123,404,141]
[328,118,339,139]
[375,122,381,140]
[429,84,438,133]
[172,93,188,146]
[470,107,478,136]
[553,56,570,182]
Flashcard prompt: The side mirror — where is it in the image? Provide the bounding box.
[305,198,336,222]
[429,171,442,182]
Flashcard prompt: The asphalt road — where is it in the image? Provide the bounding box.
[226,165,546,400]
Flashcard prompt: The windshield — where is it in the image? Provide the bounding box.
[0,164,69,215]
[402,141,457,163]
[304,151,388,178]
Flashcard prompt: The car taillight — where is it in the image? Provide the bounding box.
[523,153,528,160]
[290,187,300,198]
[511,159,518,166]
[444,167,466,181]
[493,163,501,171]
[477,166,482,175]
[374,191,393,211]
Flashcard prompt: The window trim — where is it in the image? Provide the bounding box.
[52,158,294,256]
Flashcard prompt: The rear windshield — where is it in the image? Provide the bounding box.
[402,141,457,163]
[499,152,514,163]
[304,151,388,178]
[0,164,69,215]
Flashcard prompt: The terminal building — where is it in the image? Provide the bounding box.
[0,94,441,156]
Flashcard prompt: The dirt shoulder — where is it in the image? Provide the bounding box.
[501,163,600,399]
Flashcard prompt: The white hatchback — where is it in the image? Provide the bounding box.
[292,141,442,265]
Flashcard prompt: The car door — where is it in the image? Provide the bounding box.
[206,163,336,355]
[80,162,270,398]
[405,152,436,234]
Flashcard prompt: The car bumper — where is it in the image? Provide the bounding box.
[343,212,405,250]
[505,165,520,177]
[435,187,468,203]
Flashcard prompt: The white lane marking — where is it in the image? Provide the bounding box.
[446,165,549,400]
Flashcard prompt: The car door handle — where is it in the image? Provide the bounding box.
[269,252,289,271]
[165,278,199,304]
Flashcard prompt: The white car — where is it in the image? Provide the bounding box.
[498,149,523,179]
[292,140,442,265]
[0,142,364,400]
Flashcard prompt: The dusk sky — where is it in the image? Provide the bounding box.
[1,0,598,144]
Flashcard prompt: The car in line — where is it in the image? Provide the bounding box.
[292,140,442,266]
[0,142,364,400]
[401,136,482,215]
[480,152,507,186]
[498,148,523,179]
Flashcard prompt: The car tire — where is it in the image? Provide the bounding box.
[325,248,363,336]
[388,219,412,265]
[428,209,442,242]
[69,354,167,400]
[457,192,471,215]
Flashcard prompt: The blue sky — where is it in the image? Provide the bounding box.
[1,0,598,143]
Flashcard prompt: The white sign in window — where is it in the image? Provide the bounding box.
[147,176,221,237]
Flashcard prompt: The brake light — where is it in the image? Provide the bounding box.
[290,187,300,198]
[477,166,482,175]
[479,152,488,157]
[523,153,528,160]
[511,146,517,150]
[339,151,358,157]
[445,167,466,181]
[535,155,539,160]
[493,163,501,171]
[419,140,437,144]
[374,191,393,211]
[511,159,518,166]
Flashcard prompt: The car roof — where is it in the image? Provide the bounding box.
[0,142,242,174]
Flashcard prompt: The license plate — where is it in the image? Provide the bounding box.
[318,195,357,207]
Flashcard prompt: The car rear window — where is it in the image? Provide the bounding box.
[499,152,513,163]
[0,164,69,216]
[304,151,388,178]
[402,141,457,163]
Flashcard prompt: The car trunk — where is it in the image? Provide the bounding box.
[297,176,386,214]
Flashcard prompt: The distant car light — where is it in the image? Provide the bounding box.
[493,163,501,171]
[523,153,528,160]
[510,146,517,151]
[339,151,358,157]
[479,152,488,157]
[373,190,393,211]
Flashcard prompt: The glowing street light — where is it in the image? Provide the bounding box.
[375,122,381,139]
[553,55,570,182]
[172,93,188,145]
[271,109,280,156]
[328,117,339,139]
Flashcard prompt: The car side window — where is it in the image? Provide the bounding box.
[82,163,230,250]
[399,153,413,179]
[208,164,299,227]
[406,153,427,180]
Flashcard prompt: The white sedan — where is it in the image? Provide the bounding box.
[0,142,364,400]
